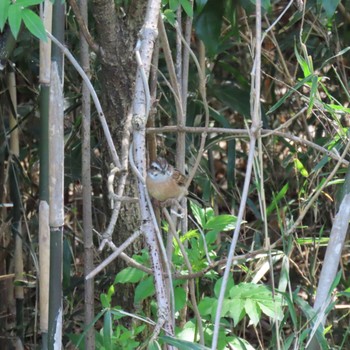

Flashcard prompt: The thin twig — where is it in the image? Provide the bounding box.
[86,230,143,280]
[46,31,121,169]
[67,0,101,54]
[163,208,204,345]
[286,137,350,236]
[211,0,262,347]
[146,126,349,166]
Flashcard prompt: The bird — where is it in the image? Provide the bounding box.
[146,157,188,202]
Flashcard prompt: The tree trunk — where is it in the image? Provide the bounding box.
[92,0,147,309]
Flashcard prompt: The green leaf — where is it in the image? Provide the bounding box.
[22,8,47,41]
[211,84,251,118]
[8,4,22,39]
[325,103,350,114]
[195,0,208,15]
[160,335,211,349]
[16,0,44,6]
[294,158,309,178]
[214,276,234,299]
[204,214,237,232]
[0,0,10,31]
[115,267,147,284]
[307,74,319,116]
[190,200,208,227]
[267,74,313,114]
[103,310,112,350]
[266,183,288,216]
[169,0,179,11]
[198,297,216,316]
[179,0,193,17]
[194,0,224,57]
[134,276,155,303]
[228,298,245,326]
[258,301,283,320]
[100,293,110,308]
[174,286,187,312]
[244,299,260,325]
[148,340,162,350]
[295,45,312,78]
[163,9,176,25]
[319,0,341,18]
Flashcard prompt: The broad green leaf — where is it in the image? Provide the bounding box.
[212,84,250,118]
[194,0,224,57]
[214,276,234,298]
[8,4,22,39]
[244,299,260,325]
[179,0,193,17]
[114,267,147,284]
[228,336,256,350]
[22,8,47,41]
[169,0,179,11]
[100,293,110,308]
[258,301,283,320]
[163,9,176,25]
[190,200,208,227]
[16,0,44,6]
[134,276,155,303]
[221,298,232,318]
[228,298,245,326]
[174,286,186,312]
[204,214,237,231]
[198,297,216,316]
[319,0,340,18]
[0,0,10,31]
[294,158,309,177]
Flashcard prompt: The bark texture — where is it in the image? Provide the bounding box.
[92,0,147,309]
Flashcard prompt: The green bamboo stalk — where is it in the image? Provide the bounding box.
[47,2,65,349]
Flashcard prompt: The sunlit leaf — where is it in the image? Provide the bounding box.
[294,158,309,178]
[115,267,147,284]
[8,4,22,39]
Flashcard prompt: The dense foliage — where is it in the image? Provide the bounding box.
[0,0,350,349]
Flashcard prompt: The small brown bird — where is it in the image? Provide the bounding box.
[146,157,188,202]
